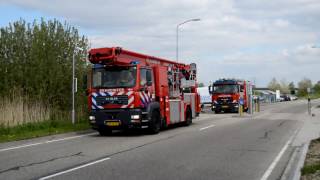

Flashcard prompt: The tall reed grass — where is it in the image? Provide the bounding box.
[0,96,51,127]
[0,91,88,128]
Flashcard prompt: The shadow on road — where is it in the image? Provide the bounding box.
[91,122,195,138]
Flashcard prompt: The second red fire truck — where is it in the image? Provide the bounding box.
[209,79,252,113]
[86,47,200,135]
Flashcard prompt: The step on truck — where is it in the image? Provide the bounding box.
[208,79,252,113]
[86,47,201,135]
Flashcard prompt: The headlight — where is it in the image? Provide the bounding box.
[131,115,140,120]
[89,116,95,120]
[213,100,218,104]
[232,100,238,103]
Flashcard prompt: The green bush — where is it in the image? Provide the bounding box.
[0,18,90,127]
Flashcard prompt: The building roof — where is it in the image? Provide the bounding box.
[255,90,276,95]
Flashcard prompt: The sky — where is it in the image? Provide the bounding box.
[0,0,320,87]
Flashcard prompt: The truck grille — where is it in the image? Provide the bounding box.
[96,95,129,105]
[217,97,232,104]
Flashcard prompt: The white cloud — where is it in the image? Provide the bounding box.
[2,0,320,86]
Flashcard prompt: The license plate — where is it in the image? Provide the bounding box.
[222,105,229,108]
[105,121,121,126]
[105,97,118,101]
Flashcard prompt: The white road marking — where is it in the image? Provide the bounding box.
[194,118,212,122]
[0,132,97,153]
[199,124,216,131]
[260,129,299,180]
[39,157,111,180]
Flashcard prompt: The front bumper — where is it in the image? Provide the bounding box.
[89,109,148,130]
[212,103,239,112]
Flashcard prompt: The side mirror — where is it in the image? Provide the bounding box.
[208,85,212,94]
[240,85,244,92]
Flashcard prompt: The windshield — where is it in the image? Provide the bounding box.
[213,84,239,94]
[92,66,137,88]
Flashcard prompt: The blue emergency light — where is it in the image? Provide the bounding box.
[130,61,140,65]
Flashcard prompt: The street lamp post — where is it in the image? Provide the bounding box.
[72,47,83,125]
[176,18,200,62]
[309,45,319,115]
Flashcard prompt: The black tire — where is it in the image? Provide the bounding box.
[215,110,220,114]
[98,129,112,136]
[161,117,167,130]
[148,110,161,134]
[184,107,192,126]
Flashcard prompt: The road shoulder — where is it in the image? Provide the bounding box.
[281,100,320,180]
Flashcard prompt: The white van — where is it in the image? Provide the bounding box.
[197,87,211,109]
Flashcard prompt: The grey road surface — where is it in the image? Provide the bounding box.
[0,100,313,180]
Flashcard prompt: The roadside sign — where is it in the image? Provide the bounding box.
[276,90,280,100]
[239,98,244,105]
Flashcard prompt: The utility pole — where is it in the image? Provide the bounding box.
[72,47,83,124]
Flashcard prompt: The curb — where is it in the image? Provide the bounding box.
[292,142,310,180]
[289,102,319,179]
[280,146,299,180]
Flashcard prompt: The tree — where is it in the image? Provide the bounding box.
[268,78,281,91]
[198,82,205,87]
[280,79,290,94]
[288,82,295,94]
[0,18,89,121]
[314,81,320,94]
[297,78,312,96]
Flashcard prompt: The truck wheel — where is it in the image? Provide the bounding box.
[98,129,112,136]
[148,110,161,134]
[161,117,167,130]
[215,110,220,114]
[184,108,192,126]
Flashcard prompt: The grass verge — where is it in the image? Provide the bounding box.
[302,163,320,175]
[298,94,320,100]
[310,94,320,100]
[301,138,320,179]
[0,120,90,143]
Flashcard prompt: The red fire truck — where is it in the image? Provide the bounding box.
[209,79,251,113]
[87,47,200,135]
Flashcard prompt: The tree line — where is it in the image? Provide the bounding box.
[0,18,89,125]
[268,78,320,96]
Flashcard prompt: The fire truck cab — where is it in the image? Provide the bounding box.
[209,79,251,113]
[87,47,200,135]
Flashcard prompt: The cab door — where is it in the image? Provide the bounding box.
[139,68,154,107]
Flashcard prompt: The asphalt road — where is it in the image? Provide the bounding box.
[0,100,312,180]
